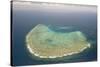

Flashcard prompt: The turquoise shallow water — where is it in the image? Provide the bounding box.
[12,1,97,66]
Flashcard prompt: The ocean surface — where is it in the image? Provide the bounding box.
[12,1,97,66]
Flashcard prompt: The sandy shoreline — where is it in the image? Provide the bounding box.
[27,43,91,59]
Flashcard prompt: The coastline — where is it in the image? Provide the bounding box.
[26,43,91,59]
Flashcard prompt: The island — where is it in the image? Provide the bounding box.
[26,24,90,58]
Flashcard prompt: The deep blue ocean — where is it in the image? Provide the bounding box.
[12,1,97,66]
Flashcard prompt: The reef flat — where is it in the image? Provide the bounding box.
[26,24,90,59]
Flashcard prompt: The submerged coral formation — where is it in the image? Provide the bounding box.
[26,24,90,58]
